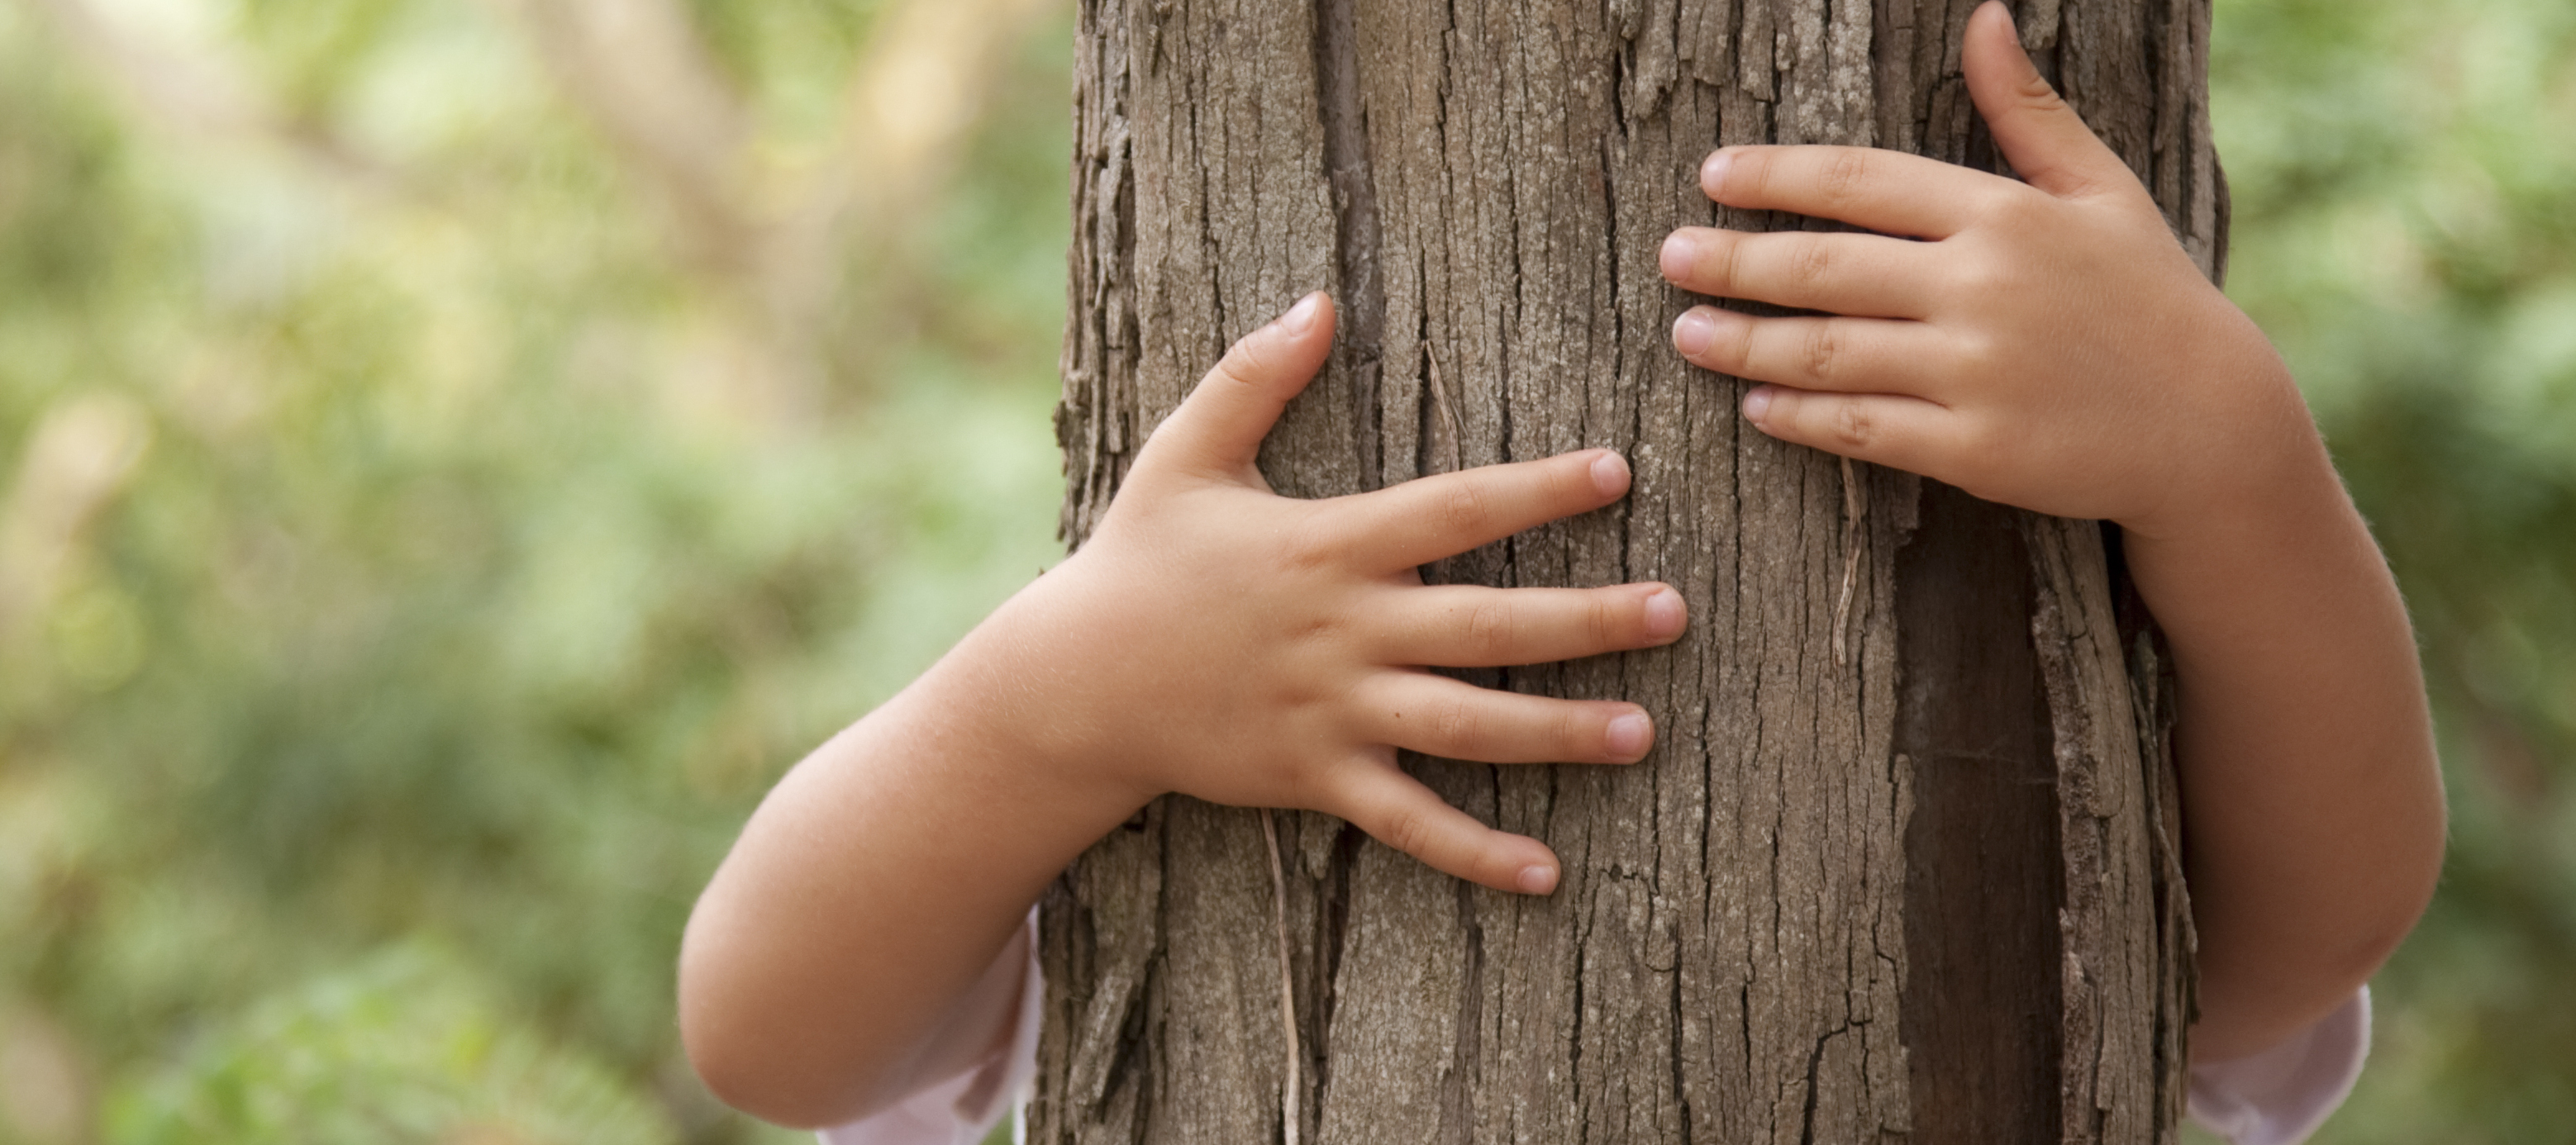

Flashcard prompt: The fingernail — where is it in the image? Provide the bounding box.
[1741,385,1773,424]
[1517,865,1558,895]
[1701,150,1735,197]
[1589,450,1630,496]
[1607,711,1655,759]
[1643,587,1686,639]
[1658,230,1695,282]
[1280,292,1323,335]
[1674,308,1720,357]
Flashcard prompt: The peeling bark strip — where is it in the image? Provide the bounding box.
[1040,1,2217,1142]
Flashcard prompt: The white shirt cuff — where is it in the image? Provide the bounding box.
[819,925,2369,1145]
[818,913,1043,1145]
[2186,986,2372,1145]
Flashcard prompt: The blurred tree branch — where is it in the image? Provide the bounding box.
[764,0,1066,354]
[17,0,412,197]
[20,0,1063,430]
[512,0,1064,416]
[511,0,759,277]
[0,395,149,662]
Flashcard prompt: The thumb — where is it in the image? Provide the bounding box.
[1961,2,2139,202]
[1137,292,1335,482]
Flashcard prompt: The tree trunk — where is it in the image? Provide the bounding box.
[1040,0,2219,1141]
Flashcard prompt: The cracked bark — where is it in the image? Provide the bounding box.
[1040,0,2212,1141]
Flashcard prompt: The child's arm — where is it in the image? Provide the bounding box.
[679,293,1688,1127]
[1656,1,2444,1064]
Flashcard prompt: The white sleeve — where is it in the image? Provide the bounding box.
[2185,986,2371,1145]
[813,929,2362,1145]
[817,913,1044,1145]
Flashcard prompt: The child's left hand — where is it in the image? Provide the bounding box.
[1658,2,2309,545]
[1659,2,2446,1071]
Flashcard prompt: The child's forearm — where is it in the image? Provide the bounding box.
[2120,418,2445,1063]
[679,295,1690,1126]
[1651,2,2445,1069]
[678,579,1144,1128]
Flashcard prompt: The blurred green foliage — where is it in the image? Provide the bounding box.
[0,0,2563,1141]
[2212,0,2576,1140]
[0,0,1065,1140]
[107,945,678,1145]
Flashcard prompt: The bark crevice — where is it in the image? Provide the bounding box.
[1313,0,1384,489]
[1040,2,2208,1141]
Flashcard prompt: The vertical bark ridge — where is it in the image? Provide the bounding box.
[1316,0,1386,490]
[1042,2,2208,1142]
[1054,0,1140,548]
[2118,561,2197,1143]
[2025,513,2168,1145]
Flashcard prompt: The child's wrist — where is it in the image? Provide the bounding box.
[2116,354,2329,544]
[913,560,1166,811]
[2116,430,2366,614]
[894,653,1161,834]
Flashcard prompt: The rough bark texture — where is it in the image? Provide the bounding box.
[1041,0,2218,1141]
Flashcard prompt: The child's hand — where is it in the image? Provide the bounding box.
[1659,1,2306,542]
[1646,1,2446,1067]
[1007,292,1684,896]
[677,294,1683,1124]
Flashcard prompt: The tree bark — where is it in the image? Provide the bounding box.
[1040,0,2219,1141]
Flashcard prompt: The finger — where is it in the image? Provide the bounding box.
[1322,761,1563,894]
[1332,448,1630,572]
[1961,2,2149,203]
[1136,292,1336,481]
[1360,672,1656,765]
[1672,306,1949,396]
[1374,582,1687,668]
[1739,384,1957,474]
[1698,145,2012,240]
[1659,226,1939,319]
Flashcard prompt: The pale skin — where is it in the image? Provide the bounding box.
[680,1,2445,1127]
[680,292,1685,1125]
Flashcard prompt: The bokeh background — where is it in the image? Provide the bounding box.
[0,0,2561,1142]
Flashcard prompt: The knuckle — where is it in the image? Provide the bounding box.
[1950,330,2002,378]
[1379,804,1434,858]
[1948,248,2006,295]
[1800,322,1843,385]
[1829,399,1876,451]
[1983,186,2050,232]
[1555,705,1598,757]
[1464,601,1516,656]
[2015,72,2067,113]
[1787,236,1835,292]
[1714,313,1758,373]
[1433,480,1491,539]
[1549,453,1595,505]
[1210,352,1262,396]
[1589,594,1624,648]
[1219,328,1283,386]
[1817,149,1874,207]
[1429,697,1483,753]
[1716,230,1752,294]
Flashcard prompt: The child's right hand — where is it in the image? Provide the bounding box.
[679,292,1678,1125]
[987,292,1684,895]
